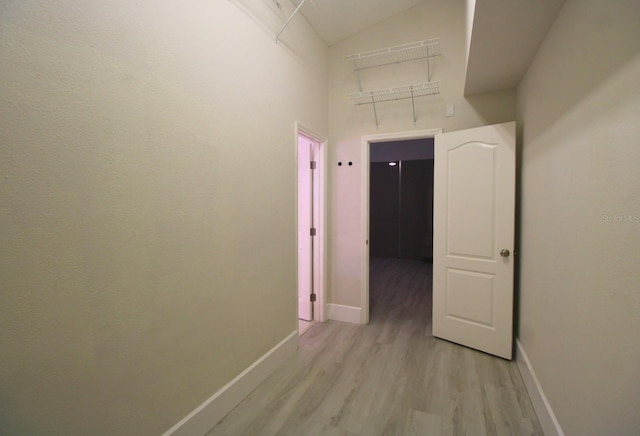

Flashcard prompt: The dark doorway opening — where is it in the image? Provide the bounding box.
[369,139,434,262]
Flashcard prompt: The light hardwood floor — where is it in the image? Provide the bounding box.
[208,258,542,435]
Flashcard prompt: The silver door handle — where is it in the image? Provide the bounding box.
[500,249,510,258]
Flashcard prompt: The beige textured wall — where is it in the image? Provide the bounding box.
[516,1,640,434]
[0,1,327,434]
[327,0,516,308]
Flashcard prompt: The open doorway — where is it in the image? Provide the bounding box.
[360,129,441,324]
[296,124,327,336]
[368,139,434,326]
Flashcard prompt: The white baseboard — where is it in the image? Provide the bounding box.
[163,330,298,436]
[327,303,361,324]
[515,339,565,436]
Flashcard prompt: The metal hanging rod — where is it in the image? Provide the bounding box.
[276,0,307,42]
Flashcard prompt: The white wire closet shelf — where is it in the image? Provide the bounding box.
[348,82,440,126]
[344,38,441,73]
[348,82,440,105]
[344,38,442,127]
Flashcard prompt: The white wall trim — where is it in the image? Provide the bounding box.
[163,330,298,436]
[328,303,362,324]
[515,339,565,436]
[360,128,442,325]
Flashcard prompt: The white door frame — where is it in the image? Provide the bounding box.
[296,122,327,323]
[360,128,442,324]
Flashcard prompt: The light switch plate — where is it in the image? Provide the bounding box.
[446,104,455,117]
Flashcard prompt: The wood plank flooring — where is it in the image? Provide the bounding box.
[298,320,315,337]
[207,258,542,435]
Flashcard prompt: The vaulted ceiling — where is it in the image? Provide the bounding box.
[292,0,424,46]
[290,0,564,94]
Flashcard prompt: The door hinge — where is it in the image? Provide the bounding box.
[310,293,316,302]
[310,161,317,170]
[310,227,317,236]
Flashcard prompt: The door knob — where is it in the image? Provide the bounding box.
[500,249,510,258]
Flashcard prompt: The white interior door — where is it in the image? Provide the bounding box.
[298,135,313,321]
[432,122,516,359]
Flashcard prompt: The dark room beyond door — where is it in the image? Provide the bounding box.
[369,139,434,261]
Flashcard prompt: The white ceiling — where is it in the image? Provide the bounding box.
[293,0,425,46]
[287,0,564,94]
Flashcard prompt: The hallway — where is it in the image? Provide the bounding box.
[208,258,542,435]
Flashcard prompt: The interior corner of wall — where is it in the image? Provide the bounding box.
[465,0,477,73]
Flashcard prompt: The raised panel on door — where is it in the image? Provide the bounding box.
[447,144,496,259]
